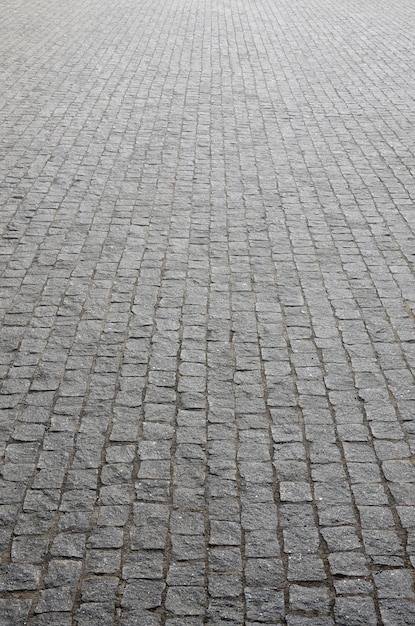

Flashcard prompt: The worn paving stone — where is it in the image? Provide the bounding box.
[1,0,415,623]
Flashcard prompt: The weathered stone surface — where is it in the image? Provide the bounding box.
[1,0,415,622]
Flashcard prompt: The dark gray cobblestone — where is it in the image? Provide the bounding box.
[1,0,415,623]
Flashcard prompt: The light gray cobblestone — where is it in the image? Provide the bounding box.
[1,0,415,623]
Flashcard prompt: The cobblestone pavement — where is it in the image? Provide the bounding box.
[1,0,415,624]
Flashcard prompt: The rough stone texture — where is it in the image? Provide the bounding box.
[1,0,415,623]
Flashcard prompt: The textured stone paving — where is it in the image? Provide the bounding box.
[1,0,415,623]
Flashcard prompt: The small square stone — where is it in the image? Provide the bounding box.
[280,482,312,502]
